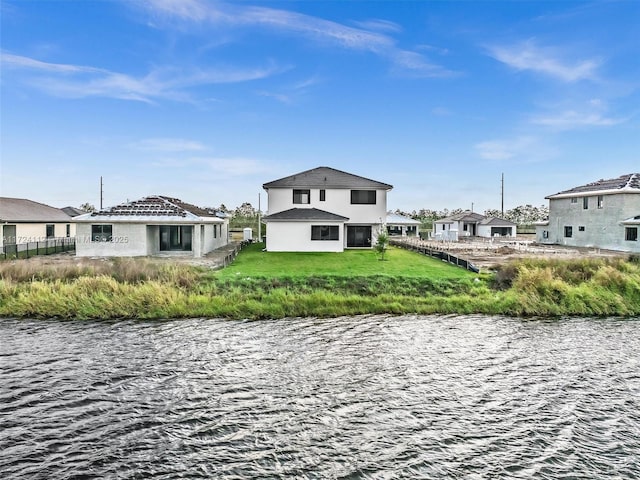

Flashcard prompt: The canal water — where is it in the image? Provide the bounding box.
[1,315,639,479]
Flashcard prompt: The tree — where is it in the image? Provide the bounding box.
[374,229,389,261]
[79,203,96,212]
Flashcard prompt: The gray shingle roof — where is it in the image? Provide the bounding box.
[548,173,640,198]
[434,211,485,223]
[0,197,72,222]
[479,217,516,226]
[263,208,349,222]
[263,166,393,190]
[90,196,218,218]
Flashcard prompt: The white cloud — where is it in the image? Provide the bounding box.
[140,0,455,78]
[2,52,283,102]
[487,40,600,82]
[132,138,207,152]
[475,136,556,163]
[532,110,623,129]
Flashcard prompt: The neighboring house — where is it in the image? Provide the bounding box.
[386,212,420,237]
[535,173,640,253]
[432,211,516,241]
[0,197,74,247]
[74,196,228,257]
[262,166,392,252]
[62,206,88,218]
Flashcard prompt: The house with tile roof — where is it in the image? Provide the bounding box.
[74,196,228,257]
[0,197,74,248]
[432,211,516,241]
[262,167,392,252]
[535,173,640,253]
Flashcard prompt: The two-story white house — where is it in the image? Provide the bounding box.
[535,173,640,253]
[262,166,393,252]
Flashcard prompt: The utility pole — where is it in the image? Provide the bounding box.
[501,173,504,217]
[100,176,104,210]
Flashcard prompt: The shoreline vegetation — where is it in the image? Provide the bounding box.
[0,243,639,320]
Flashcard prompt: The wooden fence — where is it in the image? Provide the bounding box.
[389,237,480,273]
[0,238,76,260]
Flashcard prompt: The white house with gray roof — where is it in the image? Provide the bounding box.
[432,211,516,241]
[74,196,228,257]
[0,197,74,247]
[536,173,640,253]
[262,166,392,252]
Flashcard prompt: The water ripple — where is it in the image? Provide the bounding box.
[1,315,640,479]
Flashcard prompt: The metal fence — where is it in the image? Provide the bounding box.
[389,237,480,273]
[1,238,76,260]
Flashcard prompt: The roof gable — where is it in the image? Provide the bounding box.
[0,197,71,222]
[548,173,640,198]
[263,166,392,190]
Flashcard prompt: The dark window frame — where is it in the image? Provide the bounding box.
[91,224,113,242]
[564,226,573,238]
[46,224,55,238]
[578,226,585,232]
[597,195,604,209]
[583,197,589,209]
[293,189,310,204]
[311,225,339,241]
[626,227,638,242]
[350,190,376,205]
[319,189,326,201]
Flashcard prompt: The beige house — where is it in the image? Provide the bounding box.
[0,197,74,247]
[74,195,229,257]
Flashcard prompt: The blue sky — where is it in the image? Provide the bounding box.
[1,0,638,213]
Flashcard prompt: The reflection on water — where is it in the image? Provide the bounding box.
[1,315,639,478]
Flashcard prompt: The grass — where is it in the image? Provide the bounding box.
[1,244,639,319]
[215,243,475,279]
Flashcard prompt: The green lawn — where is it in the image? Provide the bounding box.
[215,242,475,279]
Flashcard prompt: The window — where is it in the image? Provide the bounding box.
[583,197,589,209]
[350,190,376,204]
[542,230,549,239]
[311,225,339,241]
[91,224,113,242]
[597,195,604,209]
[571,197,578,204]
[463,224,468,232]
[66,224,71,237]
[578,226,585,232]
[213,225,217,238]
[46,224,55,238]
[626,227,638,242]
[319,189,326,201]
[293,189,310,204]
[564,226,573,238]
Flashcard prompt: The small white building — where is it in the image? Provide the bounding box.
[74,196,228,257]
[262,166,392,252]
[0,197,74,247]
[386,213,420,237]
[432,211,516,241]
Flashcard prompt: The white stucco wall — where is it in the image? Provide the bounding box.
[477,225,515,238]
[266,222,344,252]
[266,187,387,224]
[76,223,149,257]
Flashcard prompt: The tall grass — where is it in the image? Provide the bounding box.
[1,254,639,320]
